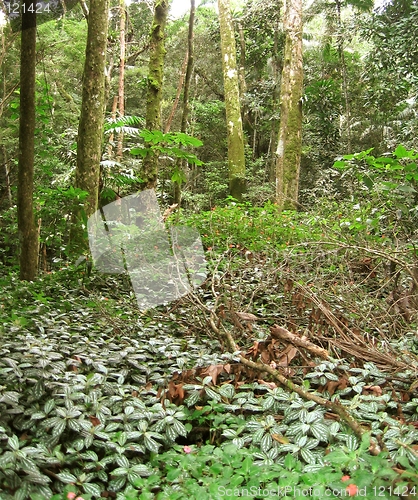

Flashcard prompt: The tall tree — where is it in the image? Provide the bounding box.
[275,0,303,209]
[268,24,282,182]
[142,0,169,190]
[117,0,126,160]
[173,0,195,205]
[72,0,109,248]
[218,0,246,201]
[17,2,38,280]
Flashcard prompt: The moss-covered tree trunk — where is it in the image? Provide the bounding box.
[72,0,109,250]
[17,4,38,280]
[143,0,169,190]
[218,0,246,201]
[117,0,126,160]
[275,0,303,210]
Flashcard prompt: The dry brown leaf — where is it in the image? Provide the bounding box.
[200,364,225,385]
[272,434,289,444]
[277,345,298,366]
[258,379,277,389]
[235,312,259,322]
[325,380,340,396]
[89,415,101,427]
[363,385,383,396]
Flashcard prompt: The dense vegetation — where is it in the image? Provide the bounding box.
[1,0,418,498]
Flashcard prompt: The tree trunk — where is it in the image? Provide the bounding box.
[72,0,109,250]
[143,0,169,190]
[107,95,118,157]
[3,146,12,207]
[164,52,188,134]
[17,3,38,280]
[218,0,246,201]
[117,0,126,160]
[275,0,303,210]
[174,0,195,205]
[336,0,351,152]
[269,25,282,182]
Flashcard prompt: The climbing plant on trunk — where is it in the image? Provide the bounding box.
[72,0,109,250]
[275,0,303,210]
[218,0,246,201]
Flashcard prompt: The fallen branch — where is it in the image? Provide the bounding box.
[191,292,383,455]
[270,324,329,360]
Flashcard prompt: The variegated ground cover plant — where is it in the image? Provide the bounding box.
[1,233,418,499]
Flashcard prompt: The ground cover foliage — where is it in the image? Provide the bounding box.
[1,199,418,499]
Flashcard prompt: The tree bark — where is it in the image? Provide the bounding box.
[143,0,169,190]
[72,0,109,250]
[173,0,195,205]
[336,0,351,152]
[117,0,126,160]
[164,52,188,134]
[17,3,38,280]
[218,0,246,201]
[275,0,303,210]
[269,25,282,182]
[3,146,12,207]
[107,95,118,157]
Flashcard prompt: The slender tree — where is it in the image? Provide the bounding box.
[218,0,246,201]
[117,0,126,160]
[142,0,169,190]
[172,0,195,205]
[268,25,282,182]
[275,0,303,210]
[164,52,188,134]
[72,0,109,248]
[17,2,38,280]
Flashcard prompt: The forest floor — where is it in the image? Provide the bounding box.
[0,203,418,499]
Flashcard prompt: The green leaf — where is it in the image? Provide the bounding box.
[131,464,152,476]
[173,419,187,437]
[205,387,221,401]
[300,448,316,463]
[8,435,20,451]
[166,468,181,481]
[310,423,329,441]
[56,471,77,483]
[346,435,359,451]
[397,184,416,193]
[130,147,148,158]
[83,482,102,496]
[111,467,128,476]
[0,451,14,468]
[116,455,130,468]
[260,433,272,453]
[362,175,373,189]
[14,485,29,500]
[108,476,126,491]
[218,384,235,399]
[52,419,66,437]
[394,144,410,159]
[241,456,253,475]
[144,436,160,453]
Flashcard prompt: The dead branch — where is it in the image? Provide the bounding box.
[270,324,329,359]
[191,292,383,456]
